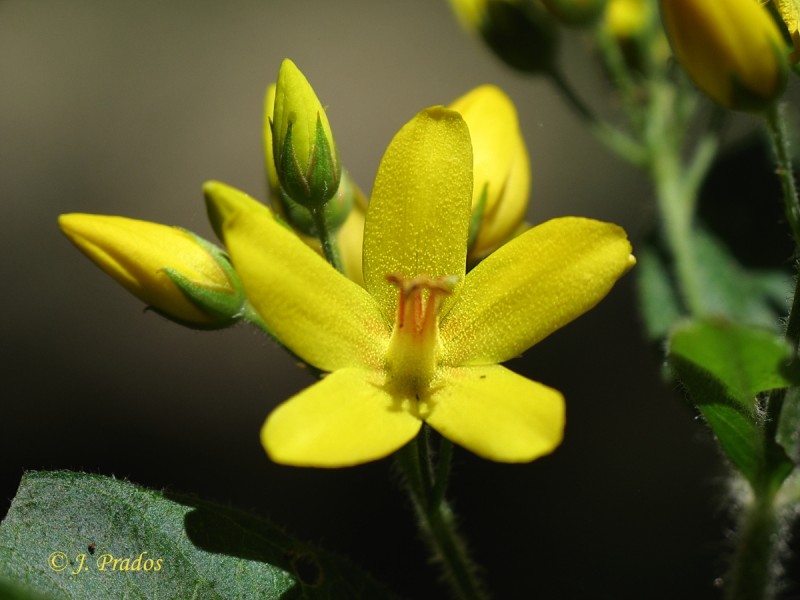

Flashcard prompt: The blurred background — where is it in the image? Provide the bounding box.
[2,1,797,598]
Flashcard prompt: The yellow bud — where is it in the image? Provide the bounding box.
[448,85,531,261]
[604,0,649,39]
[59,214,243,327]
[272,59,341,207]
[659,0,788,110]
[447,0,559,74]
[265,80,353,237]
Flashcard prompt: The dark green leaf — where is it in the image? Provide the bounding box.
[692,227,792,330]
[0,471,402,600]
[669,355,763,486]
[636,223,792,343]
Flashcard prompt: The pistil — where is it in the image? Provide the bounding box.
[385,273,458,399]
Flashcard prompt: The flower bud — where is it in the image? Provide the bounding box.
[264,81,352,237]
[58,214,245,328]
[659,0,788,111]
[448,85,531,261]
[271,59,341,208]
[542,0,607,26]
[447,0,559,74]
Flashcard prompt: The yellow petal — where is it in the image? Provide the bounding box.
[363,107,473,321]
[440,217,634,365]
[262,368,422,467]
[204,180,389,372]
[423,365,565,462]
[449,85,531,261]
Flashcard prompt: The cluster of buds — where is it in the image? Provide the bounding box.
[58,58,534,326]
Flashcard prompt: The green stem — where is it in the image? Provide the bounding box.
[396,432,486,600]
[651,142,707,317]
[725,490,783,600]
[646,79,718,318]
[764,103,800,249]
[547,67,648,167]
[725,102,800,600]
[310,207,344,273]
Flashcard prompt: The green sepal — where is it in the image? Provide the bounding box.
[0,471,403,600]
[277,117,341,210]
[159,231,246,330]
[307,114,341,205]
[668,319,797,488]
[273,170,354,237]
[277,119,310,202]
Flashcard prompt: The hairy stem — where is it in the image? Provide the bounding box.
[396,432,487,600]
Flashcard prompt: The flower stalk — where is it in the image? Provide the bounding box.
[396,430,487,600]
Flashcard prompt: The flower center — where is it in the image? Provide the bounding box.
[384,273,459,399]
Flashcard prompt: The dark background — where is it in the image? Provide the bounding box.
[2,1,796,598]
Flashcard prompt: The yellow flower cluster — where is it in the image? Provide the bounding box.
[60,60,634,468]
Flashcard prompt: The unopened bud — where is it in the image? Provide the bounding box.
[660,0,788,111]
[271,59,341,208]
[59,214,245,328]
[448,0,559,74]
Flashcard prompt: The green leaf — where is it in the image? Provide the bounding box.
[668,319,798,487]
[636,224,792,342]
[669,354,763,486]
[0,471,402,600]
[669,319,799,406]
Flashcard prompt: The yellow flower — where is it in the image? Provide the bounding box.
[205,107,634,467]
[271,59,340,207]
[59,214,244,327]
[448,85,530,261]
[659,0,788,110]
